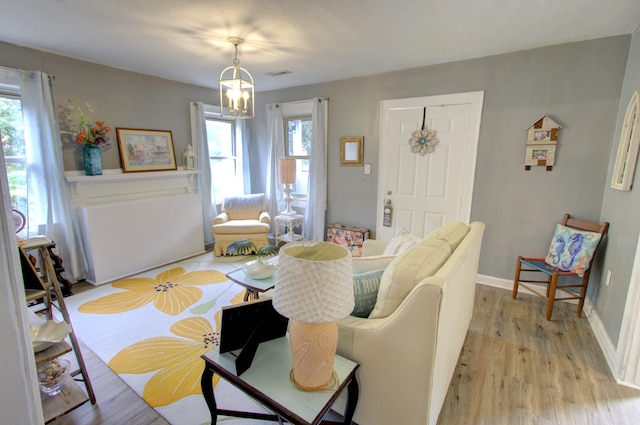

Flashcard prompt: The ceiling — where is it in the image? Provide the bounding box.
[1,0,639,92]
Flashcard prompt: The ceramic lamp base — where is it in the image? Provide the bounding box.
[288,320,338,391]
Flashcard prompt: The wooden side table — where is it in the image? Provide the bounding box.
[226,268,276,301]
[201,336,359,425]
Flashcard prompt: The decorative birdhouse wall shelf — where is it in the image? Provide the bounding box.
[524,115,561,171]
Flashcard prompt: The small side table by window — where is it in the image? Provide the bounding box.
[275,214,304,246]
[201,336,359,425]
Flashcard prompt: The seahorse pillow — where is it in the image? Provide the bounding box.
[544,224,602,277]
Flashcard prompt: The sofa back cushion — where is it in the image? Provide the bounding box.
[369,238,452,319]
[428,221,469,251]
[222,194,265,220]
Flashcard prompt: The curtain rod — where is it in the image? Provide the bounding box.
[278,97,329,105]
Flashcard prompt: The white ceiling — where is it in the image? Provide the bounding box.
[1,0,639,92]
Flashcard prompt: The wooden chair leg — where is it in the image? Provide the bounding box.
[512,256,523,299]
[576,273,590,317]
[546,272,559,320]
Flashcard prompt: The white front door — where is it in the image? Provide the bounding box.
[376,91,484,241]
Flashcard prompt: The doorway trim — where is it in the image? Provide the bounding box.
[615,231,640,389]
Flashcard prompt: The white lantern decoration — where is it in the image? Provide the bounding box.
[182,144,196,170]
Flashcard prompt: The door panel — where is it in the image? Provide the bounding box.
[377,92,484,241]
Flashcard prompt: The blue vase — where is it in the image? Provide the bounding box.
[83,145,103,176]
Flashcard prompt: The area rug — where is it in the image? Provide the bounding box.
[63,252,274,425]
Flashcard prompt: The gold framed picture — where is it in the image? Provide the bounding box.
[116,128,177,173]
[340,136,363,166]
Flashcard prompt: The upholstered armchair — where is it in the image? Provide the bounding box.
[212,194,271,256]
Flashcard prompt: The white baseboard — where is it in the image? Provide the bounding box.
[477,273,539,297]
[584,303,618,374]
[477,274,621,384]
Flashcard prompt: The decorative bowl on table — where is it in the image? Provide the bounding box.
[227,238,280,280]
[38,358,69,396]
[30,320,71,353]
[243,258,277,279]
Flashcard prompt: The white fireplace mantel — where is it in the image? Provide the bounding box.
[65,168,205,285]
[65,168,200,207]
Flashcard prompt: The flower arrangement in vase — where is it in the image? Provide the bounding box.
[66,99,111,176]
[226,238,280,279]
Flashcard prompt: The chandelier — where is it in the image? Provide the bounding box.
[219,37,255,119]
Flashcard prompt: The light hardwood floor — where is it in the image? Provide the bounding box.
[438,285,640,425]
[50,284,640,425]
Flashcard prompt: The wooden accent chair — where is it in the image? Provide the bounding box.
[512,214,609,320]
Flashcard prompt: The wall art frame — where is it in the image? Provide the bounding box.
[524,115,561,171]
[611,90,640,191]
[340,136,363,166]
[116,128,177,173]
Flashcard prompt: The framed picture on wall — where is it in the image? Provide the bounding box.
[116,128,177,172]
[340,136,364,166]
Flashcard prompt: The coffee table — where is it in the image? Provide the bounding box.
[226,267,276,301]
[201,336,360,425]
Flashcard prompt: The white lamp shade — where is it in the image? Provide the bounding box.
[274,241,354,323]
[279,158,297,184]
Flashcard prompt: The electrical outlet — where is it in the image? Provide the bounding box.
[606,270,612,286]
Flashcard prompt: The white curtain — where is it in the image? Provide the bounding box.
[20,70,87,280]
[237,119,252,194]
[0,136,43,425]
[265,103,285,221]
[190,102,216,245]
[305,98,328,241]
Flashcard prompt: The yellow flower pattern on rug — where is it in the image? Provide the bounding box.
[108,290,246,407]
[78,267,227,316]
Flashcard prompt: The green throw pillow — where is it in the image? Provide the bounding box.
[351,269,385,318]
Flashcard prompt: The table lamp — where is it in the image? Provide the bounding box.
[279,158,296,215]
[273,241,354,391]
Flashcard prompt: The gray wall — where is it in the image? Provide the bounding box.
[599,28,640,346]
[249,36,629,295]
[0,41,216,170]
[1,35,635,347]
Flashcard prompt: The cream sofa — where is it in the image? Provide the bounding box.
[335,221,485,425]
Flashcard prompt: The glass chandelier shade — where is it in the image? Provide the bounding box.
[219,37,255,119]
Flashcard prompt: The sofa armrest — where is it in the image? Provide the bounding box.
[362,239,388,257]
[336,282,443,425]
[259,211,270,224]
[213,212,229,224]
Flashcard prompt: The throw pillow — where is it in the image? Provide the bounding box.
[369,238,452,319]
[351,269,385,318]
[544,224,602,277]
[382,228,421,256]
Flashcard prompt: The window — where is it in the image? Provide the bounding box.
[285,115,312,200]
[205,111,244,204]
[1,82,28,236]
